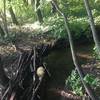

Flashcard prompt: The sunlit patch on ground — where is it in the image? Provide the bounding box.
[8,22,50,33]
[0,43,16,55]
[76,52,93,60]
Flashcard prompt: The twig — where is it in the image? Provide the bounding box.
[33,46,36,83]
[31,77,43,100]
[1,86,10,100]
[43,62,51,77]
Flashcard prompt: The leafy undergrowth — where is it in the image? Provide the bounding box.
[65,61,100,98]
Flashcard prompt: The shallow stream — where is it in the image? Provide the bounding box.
[44,43,94,100]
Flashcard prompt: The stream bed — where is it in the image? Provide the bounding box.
[44,43,94,100]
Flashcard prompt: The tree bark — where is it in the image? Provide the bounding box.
[0,11,8,37]
[8,0,19,25]
[50,0,57,13]
[34,0,43,23]
[0,25,6,37]
[83,0,100,53]
[51,0,99,100]
[3,0,8,34]
[9,7,19,25]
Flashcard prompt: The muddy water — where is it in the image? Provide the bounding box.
[44,43,94,100]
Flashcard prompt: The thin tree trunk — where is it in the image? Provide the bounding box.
[0,25,6,37]
[51,0,99,100]
[9,7,19,25]
[50,0,57,13]
[83,0,100,53]
[34,0,43,23]
[23,0,28,6]
[3,0,8,34]
[8,0,19,25]
[0,11,7,37]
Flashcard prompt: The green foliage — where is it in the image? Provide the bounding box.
[95,16,100,25]
[69,17,90,38]
[39,0,51,17]
[0,32,16,43]
[93,46,100,60]
[66,70,84,96]
[44,15,91,39]
[0,0,100,40]
[66,70,100,96]
[84,74,100,88]
[43,0,100,39]
[0,0,3,10]
[8,0,36,23]
[44,15,66,38]
[64,0,87,17]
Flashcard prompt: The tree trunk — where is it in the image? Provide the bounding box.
[0,11,8,37]
[0,25,6,37]
[8,0,19,25]
[83,0,100,53]
[50,0,57,13]
[3,0,8,34]
[9,7,19,25]
[34,0,43,23]
[23,0,28,6]
[51,0,99,100]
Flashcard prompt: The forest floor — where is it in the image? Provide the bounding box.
[0,22,54,55]
[0,23,100,99]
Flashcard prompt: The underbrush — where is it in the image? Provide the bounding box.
[93,46,100,60]
[65,70,100,96]
[43,15,92,39]
[0,33,16,44]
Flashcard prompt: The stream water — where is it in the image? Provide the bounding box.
[44,43,94,100]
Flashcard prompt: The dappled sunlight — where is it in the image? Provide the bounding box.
[0,43,16,55]
[8,21,50,33]
[76,52,93,60]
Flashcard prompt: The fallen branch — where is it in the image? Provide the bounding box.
[1,44,49,100]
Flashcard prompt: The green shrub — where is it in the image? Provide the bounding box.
[44,15,91,39]
[44,15,66,38]
[65,70,100,96]
[0,32,16,44]
[93,46,100,60]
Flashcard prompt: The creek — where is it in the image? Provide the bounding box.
[44,43,94,100]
